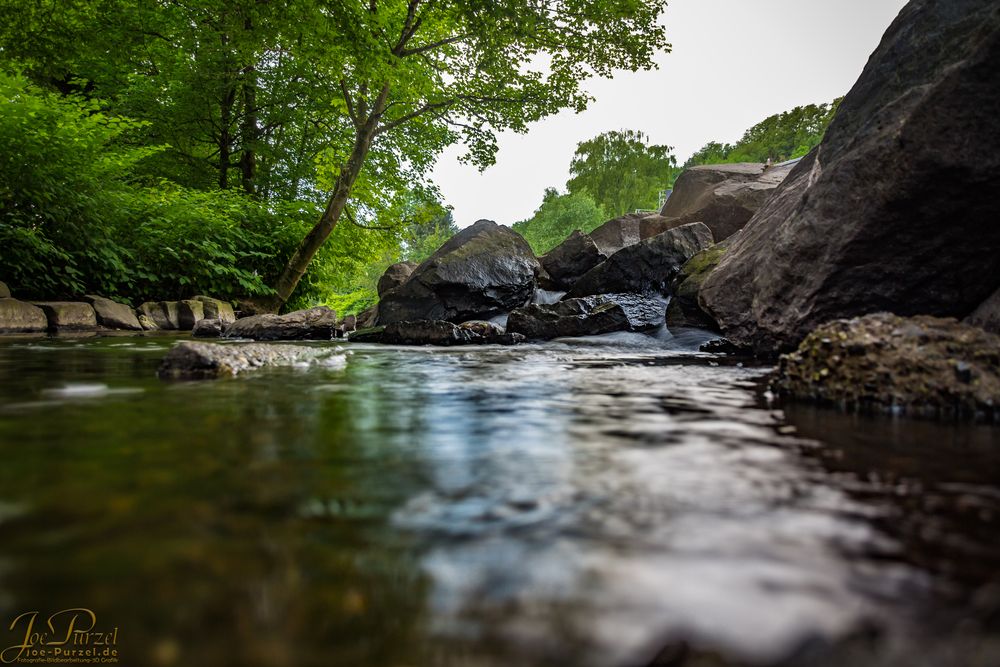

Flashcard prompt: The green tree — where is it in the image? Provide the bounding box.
[266,0,670,310]
[566,129,679,218]
[686,99,842,167]
[512,189,605,255]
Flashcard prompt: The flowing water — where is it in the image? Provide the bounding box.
[0,333,997,667]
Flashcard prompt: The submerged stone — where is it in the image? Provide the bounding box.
[158,341,330,379]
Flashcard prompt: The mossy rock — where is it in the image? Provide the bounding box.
[770,313,1000,422]
[666,241,729,331]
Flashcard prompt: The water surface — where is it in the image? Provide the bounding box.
[0,333,997,666]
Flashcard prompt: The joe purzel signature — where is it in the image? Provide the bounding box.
[1,609,119,664]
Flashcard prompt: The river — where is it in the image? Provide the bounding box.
[0,333,997,666]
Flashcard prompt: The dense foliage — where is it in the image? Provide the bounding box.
[0,0,670,312]
[686,100,842,167]
[567,130,680,217]
[513,130,677,254]
[512,190,606,255]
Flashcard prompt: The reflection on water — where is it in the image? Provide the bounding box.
[0,335,997,666]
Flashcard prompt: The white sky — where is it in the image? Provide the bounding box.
[429,0,909,228]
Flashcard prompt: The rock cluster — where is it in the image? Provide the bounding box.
[699,0,1000,354]
[771,313,1000,421]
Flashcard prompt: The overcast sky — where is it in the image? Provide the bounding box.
[429,0,909,228]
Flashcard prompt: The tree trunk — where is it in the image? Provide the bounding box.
[239,16,258,196]
[265,86,389,311]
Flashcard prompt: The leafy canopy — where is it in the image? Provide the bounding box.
[567,129,680,217]
[686,99,842,167]
[513,189,606,255]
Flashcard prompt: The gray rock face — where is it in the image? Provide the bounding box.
[508,293,664,340]
[588,214,643,256]
[193,296,236,324]
[192,319,224,338]
[139,300,204,330]
[31,302,98,331]
[224,306,338,340]
[377,220,539,325]
[966,287,1000,334]
[0,298,48,333]
[83,295,141,330]
[377,261,419,297]
[0,282,10,299]
[700,0,1000,354]
[350,320,525,346]
[649,162,796,242]
[539,230,607,291]
[158,341,330,380]
[566,223,714,298]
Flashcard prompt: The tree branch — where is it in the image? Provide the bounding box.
[399,34,466,58]
[339,79,360,128]
[344,207,393,231]
[375,98,457,136]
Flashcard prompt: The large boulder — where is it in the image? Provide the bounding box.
[139,300,204,330]
[538,230,606,291]
[31,302,97,331]
[0,299,48,333]
[377,261,419,297]
[643,162,797,242]
[965,286,1000,335]
[508,293,665,340]
[224,306,338,341]
[771,313,1000,421]
[0,281,10,299]
[566,222,714,298]
[665,243,728,331]
[83,295,141,330]
[193,296,236,324]
[700,0,1000,354]
[377,220,539,325]
[588,213,643,256]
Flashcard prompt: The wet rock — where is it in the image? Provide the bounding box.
[648,161,797,242]
[771,313,1000,421]
[966,286,1000,335]
[31,301,98,331]
[666,243,728,331]
[701,0,1000,354]
[224,306,338,341]
[138,300,204,330]
[539,230,607,290]
[0,282,9,299]
[192,318,224,338]
[192,295,236,324]
[356,305,378,329]
[378,220,539,325]
[377,261,419,296]
[508,293,664,340]
[137,313,158,331]
[566,223,714,298]
[341,314,357,333]
[350,320,525,346]
[0,298,48,333]
[83,295,141,330]
[158,341,329,380]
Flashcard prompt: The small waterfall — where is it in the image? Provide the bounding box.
[532,289,566,305]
